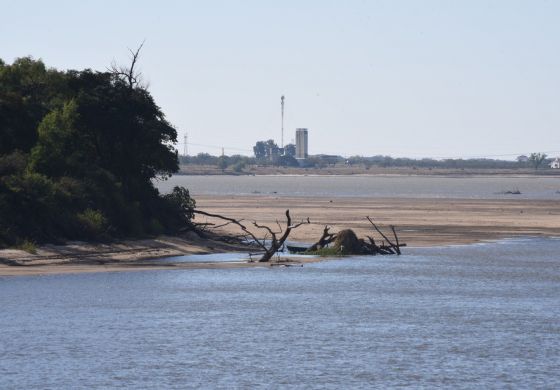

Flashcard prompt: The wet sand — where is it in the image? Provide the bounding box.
[0,235,273,277]
[2,195,559,276]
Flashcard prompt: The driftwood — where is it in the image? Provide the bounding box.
[307,226,336,251]
[193,208,405,260]
[193,209,309,262]
[366,216,402,255]
[299,217,405,256]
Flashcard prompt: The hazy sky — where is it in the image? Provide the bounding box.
[2,0,559,158]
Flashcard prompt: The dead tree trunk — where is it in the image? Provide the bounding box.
[109,41,146,89]
[301,219,405,256]
[193,209,309,262]
[366,216,402,255]
[307,225,336,251]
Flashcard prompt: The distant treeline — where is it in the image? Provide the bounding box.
[0,57,194,248]
[180,152,550,170]
[343,155,540,169]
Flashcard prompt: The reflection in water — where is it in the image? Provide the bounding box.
[1,238,560,388]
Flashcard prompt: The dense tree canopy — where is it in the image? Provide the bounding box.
[0,57,193,248]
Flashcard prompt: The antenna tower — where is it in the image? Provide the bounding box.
[183,134,188,156]
[281,95,285,149]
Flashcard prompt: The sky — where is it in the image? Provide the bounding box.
[2,0,559,159]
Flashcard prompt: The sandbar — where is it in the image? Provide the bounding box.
[2,195,559,277]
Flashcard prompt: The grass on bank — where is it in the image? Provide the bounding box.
[14,240,37,254]
[304,247,349,257]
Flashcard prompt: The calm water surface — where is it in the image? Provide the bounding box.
[157,175,560,200]
[1,238,560,389]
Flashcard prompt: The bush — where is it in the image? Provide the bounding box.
[0,151,27,176]
[232,161,246,173]
[160,186,197,232]
[15,239,37,254]
[76,209,107,238]
[147,218,164,235]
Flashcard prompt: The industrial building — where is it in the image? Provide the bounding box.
[295,128,308,160]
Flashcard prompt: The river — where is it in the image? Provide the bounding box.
[2,238,559,388]
[157,174,560,199]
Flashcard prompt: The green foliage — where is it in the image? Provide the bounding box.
[217,156,228,172]
[232,161,246,172]
[181,153,219,165]
[276,155,299,167]
[163,186,196,221]
[253,141,267,159]
[529,152,547,170]
[147,218,164,235]
[29,100,87,176]
[253,139,279,161]
[304,247,345,257]
[284,143,296,157]
[15,239,37,254]
[0,57,68,154]
[0,150,27,176]
[76,209,107,238]
[0,56,195,248]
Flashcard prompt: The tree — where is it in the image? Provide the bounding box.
[0,57,67,154]
[529,152,547,170]
[253,141,266,159]
[29,100,91,177]
[284,143,296,157]
[217,156,228,172]
[109,41,146,90]
[232,161,246,172]
[253,139,279,161]
[265,139,279,157]
[0,54,193,247]
[276,155,299,167]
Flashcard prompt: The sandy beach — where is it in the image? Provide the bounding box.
[0,234,303,277]
[195,195,560,247]
[2,195,559,276]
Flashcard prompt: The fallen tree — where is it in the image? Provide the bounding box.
[193,209,309,262]
[301,218,405,256]
[193,209,405,261]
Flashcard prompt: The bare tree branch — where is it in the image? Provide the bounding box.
[193,209,268,252]
[366,216,401,255]
[193,209,310,262]
[109,40,146,89]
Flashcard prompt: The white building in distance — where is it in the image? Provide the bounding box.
[295,128,308,159]
[551,158,560,169]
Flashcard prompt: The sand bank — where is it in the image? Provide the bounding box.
[195,195,560,247]
[0,235,273,277]
[2,195,559,276]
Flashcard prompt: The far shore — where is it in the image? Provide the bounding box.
[2,195,559,277]
[178,164,560,177]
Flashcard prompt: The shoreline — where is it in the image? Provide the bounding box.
[195,195,560,247]
[2,195,559,277]
[2,234,557,278]
[0,233,323,277]
[177,164,560,177]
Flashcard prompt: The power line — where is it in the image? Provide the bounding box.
[182,141,253,154]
